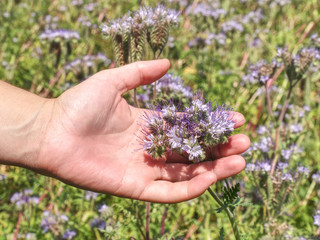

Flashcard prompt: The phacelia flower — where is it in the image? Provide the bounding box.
[90,218,106,230]
[141,96,235,163]
[62,229,76,239]
[85,191,99,201]
[40,211,68,233]
[10,189,39,209]
[98,204,113,219]
[39,29,80,41]
[314,210,320,227]
[312,171,320,183]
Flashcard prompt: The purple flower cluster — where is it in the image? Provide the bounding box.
[185,2,226,19]
[242,59,278,85]
[276,46,318,78]
[16,233,37,240]
[242,9,265,24]
[10,189,39,209]
[246,160,309,182]
[98,203,113,219]
[64,53,111,71]
[312,171,320,184]
[84,3,98,12]
[258,0,291,7]
[71,0,83,6]
[39,29,80,41]
[40,210,69,233]
[0,173,7,181]
[62,229,77,239]
[221,20,244,33]
[272,105,310,137]
[156,73,193,98]
[77,16,94,28]
[90,218,106,230]
[246,161,271,173]
[44,15,59,30]
[137,73,193,107]
[142,96,235,162]
[188,32,227,47]
[85,190,99,201]
[281,144,302,160]
[310,33,320,47]
[314,210,320,227]
[245,136,273,155]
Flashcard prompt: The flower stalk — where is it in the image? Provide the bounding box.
[207,187,241,240]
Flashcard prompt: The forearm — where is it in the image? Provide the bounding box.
[0,80,52,169]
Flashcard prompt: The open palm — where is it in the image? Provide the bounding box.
[38,60,250,203]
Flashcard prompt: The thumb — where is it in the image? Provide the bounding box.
[98,59,170,95]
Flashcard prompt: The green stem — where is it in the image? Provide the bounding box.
[270,83,293,176]
[153,53,159,100]
[146,202,150,240]
[207,187,241,240]
[134,88,140,108]
[265,84,273,117]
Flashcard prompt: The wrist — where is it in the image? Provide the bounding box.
[0,81,54,171]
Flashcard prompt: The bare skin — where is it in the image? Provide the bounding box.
[0,59,250,203]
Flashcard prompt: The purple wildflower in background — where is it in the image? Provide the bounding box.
[85,191,99,201]
[257,126,268,135]
[242,9,265,24]
[281,173,293,182]
[314,210,320,227]
[90,218,106,230]
[289,123,303,133]
[281,149,293,161]
[71,0,83,6]
[245,163,256,172]
[77,16,93,27]
[25,233,36,240]
[221,20,244,33]
[137,73,193,108]
[156,73,193,98]
[281,144,302,161]
[277,162,289,170]
[64,53,111,71]
[311,33,320,46]
[312,171,320,183]
[257,161,271,172]
[62,229,76,239]
[84,3,98,12]
[185,2,226,19]
[39,29,80,41]
[40,211,68,233]
[10,189,39,209]
[98,204,113,219]
[242,58,279,86]
[168,0,189,7]
[254,136,273,153]
[297,166,310,176]
[258,0,291,7]
[44,15,59,30]
[0,173,7,181]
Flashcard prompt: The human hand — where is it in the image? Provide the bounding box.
[3,60,250,203]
